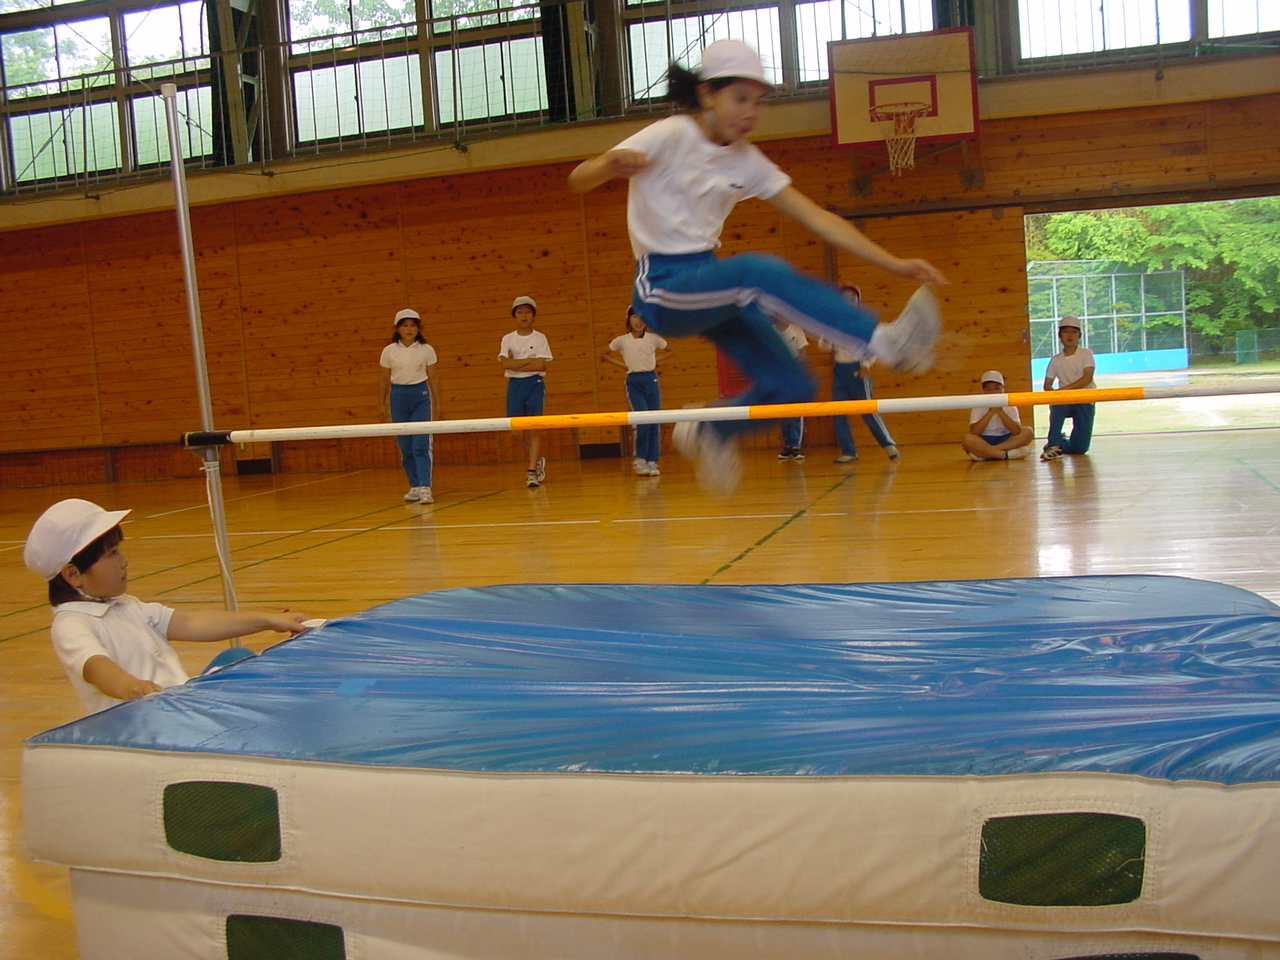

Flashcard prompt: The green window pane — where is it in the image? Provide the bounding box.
[8,101,120,181]
[627,12,781,102]
[132,85,214,166]
[980,812,1146,906]
[795,0,935,84]
[226,915,346,960]
[435,38,545,124]
[163,781,281,862]
[293,54,422,142]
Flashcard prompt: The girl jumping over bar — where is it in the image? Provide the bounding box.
[569,39,947,494]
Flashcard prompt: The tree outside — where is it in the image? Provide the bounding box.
[1025,198,1280,435]
[1026,199,1280,361]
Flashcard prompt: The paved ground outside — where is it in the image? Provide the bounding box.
[1030,362,1280,437]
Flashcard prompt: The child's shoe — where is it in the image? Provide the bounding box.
[673,421,741,496]
[869,286,941,374]
[526,469,540,488]
[417,486,434,503]
[1006,447,1033,460]
[533,457,546,483]
[885,445,900,460]
[645,461,661,476]
[833,453,857,463]
[1040,445,1064,461]
[403,487,421,502]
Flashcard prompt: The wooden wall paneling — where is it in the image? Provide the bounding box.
[112,443,210,481]
[826,207,1031,446]
[233,187,408,433]
[400,164,601,454]
[81,214,204,447]
[0,223,103,452]
[0,448,108,489]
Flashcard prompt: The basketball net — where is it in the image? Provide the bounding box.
[869,102,929,176]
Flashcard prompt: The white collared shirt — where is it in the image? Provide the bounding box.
[50,595,186,714]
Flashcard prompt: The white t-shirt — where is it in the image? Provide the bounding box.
[777,323,808,357]
[607,332,669,372]
[380,341,438,385]
[1045,347,1096,390]
[819,338,872,365]
[499,330,553,379]
[50,595,186,715]
[614,115,792,259]
[969,404,1023,439]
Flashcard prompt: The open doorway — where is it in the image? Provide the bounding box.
[1024,198,1280,436]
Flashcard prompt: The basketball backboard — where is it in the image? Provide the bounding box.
[829,28,979,151]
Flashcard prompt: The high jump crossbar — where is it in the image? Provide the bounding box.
[182,380,1280,447]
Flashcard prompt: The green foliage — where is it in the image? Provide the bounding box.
[1028,200,1280,343]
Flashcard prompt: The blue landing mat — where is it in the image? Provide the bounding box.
[28,575,1280,784]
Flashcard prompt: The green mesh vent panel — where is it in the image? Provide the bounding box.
[163,781,281,862]
[226,915,345,960]
[980,812,1146,905]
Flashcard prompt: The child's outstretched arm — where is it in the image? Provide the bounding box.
[568,149,649,194]
[82,655,163,701]
[168,610,308,643]
[766,187,948,285]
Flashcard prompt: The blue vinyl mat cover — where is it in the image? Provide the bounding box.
[27,576,1280,784]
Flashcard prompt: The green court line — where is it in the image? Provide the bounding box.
[0,487,503,643]
[149,490,505,597]
[700,475,853,584]
[1239,460,1280,495]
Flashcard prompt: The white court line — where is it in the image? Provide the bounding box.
[5,509,960,547]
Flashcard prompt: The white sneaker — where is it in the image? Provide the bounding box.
[673,421,741,495]
[533,457,546,483]
[869,285,941,374]
[403,487,421,502]
[417,486,434,503]
[633,457,650,476]
[645,461,661,476]
[1005,446,1033,460]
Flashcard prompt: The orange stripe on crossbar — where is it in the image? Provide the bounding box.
[510,412,634,431]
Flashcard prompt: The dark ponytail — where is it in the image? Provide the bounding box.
[666,62,736,112]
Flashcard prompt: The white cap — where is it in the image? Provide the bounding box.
[24,499,131,581]
[980,370,1005,386]
[511,296,537,315]
[394,308,420,322]
[699,40,771,87]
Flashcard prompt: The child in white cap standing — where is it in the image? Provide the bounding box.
[963,370,1035,461]
[24,499,307,715]
[568,39,947,494]
[379,307,440,504]
[499,295,554,487]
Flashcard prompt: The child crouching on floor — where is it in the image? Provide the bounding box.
[24,498,307,715]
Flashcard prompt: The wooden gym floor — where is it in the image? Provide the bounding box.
[2,427,1279,959]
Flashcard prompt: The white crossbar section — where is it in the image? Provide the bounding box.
[197,379,1280,446]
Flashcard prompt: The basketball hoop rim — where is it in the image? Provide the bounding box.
[868,101,931,123]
